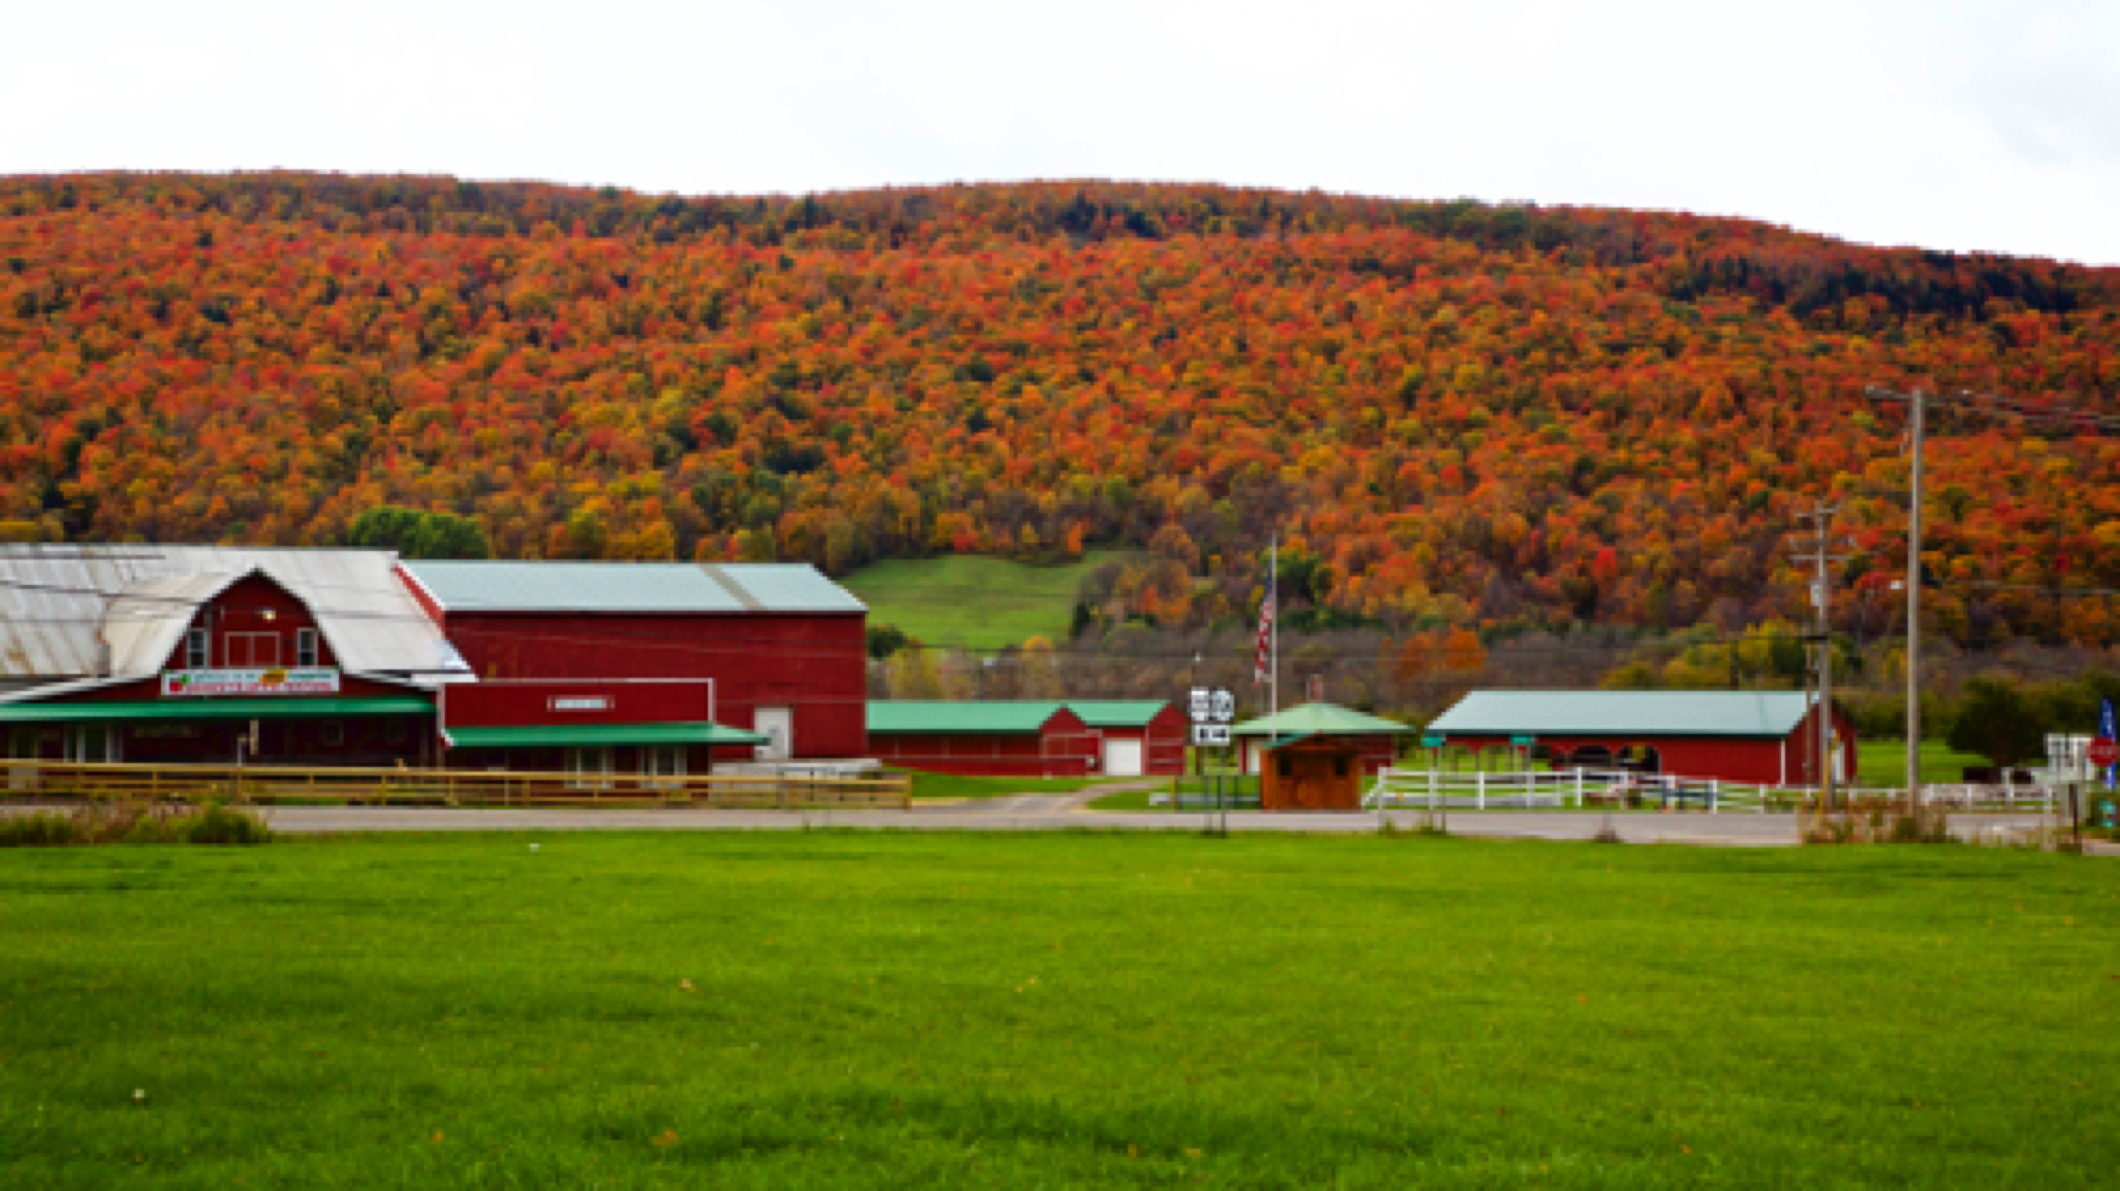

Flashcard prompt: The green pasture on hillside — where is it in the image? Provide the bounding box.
[841,550,1126,649]
[3,833,2115,1187]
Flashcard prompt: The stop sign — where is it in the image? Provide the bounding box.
[2088,737,2119,768]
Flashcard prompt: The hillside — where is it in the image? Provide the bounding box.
[3,173,2119,645]
[841,551,1122,650]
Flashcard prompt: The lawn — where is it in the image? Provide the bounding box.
[1855,738,1995,785]
[840,550,1128,649]
[3,834,2115,1187]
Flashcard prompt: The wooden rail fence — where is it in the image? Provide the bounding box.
[1,759,911,811]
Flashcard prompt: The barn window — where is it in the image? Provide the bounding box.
[1277,755,1293,779]
[185,627,209,669]
[567,747,614,789]
[295,628,319,667]
[1334,756,1349,778]
[644,746,686,787]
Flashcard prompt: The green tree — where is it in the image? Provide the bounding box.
[1946,676,2046,768]
[348,505,490,559]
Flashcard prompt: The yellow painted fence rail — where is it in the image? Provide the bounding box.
[1,759,912,811]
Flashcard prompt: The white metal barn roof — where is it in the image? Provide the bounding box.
[402,561,866,614]
[1427,690,1816,738]
[0,545,468,685]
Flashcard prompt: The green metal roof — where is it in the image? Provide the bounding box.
[405,561,864,614]
[1230,703,1409,738]
[867,701,1072,734]
[1067,700,1173,728]
[0,697,431,723]
[445,722,765,749]
[1425,691,1814,738]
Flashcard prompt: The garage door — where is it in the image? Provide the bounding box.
[1102,737,1144,777]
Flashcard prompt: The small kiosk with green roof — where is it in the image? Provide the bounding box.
[1230,703,1410,811]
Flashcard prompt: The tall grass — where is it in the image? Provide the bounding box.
[0,801,270,847]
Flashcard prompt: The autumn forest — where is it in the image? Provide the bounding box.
[4,172,2120,658]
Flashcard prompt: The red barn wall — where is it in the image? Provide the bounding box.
[870,711,1098,776]
[435,611,867,759]
[1446,705,1856,786]
[442,679,716,729]
[1087,705,1189,775]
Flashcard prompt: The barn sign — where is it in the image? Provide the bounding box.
[162,668,341,697]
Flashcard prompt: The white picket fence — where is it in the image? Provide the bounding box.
[1360,767,2068,815]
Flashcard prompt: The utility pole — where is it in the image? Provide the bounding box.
[1866,385,1931,818]
[1905,390,1925,817]
[1792,503,1851,817]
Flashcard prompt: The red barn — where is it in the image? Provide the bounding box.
[400,561,868,762]
[1068,701,1188,776]
[866,702,1102,777]
[0,547,461,767]
[0,548,860,775]
[1425,691,1855,786]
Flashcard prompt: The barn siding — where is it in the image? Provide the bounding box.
[437,611,868,759]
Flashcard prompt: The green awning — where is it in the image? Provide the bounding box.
[445,723,767,749]
[0,697,431,723]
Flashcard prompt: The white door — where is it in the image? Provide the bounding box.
[754,707,793,761]
[1102,737,1144,777]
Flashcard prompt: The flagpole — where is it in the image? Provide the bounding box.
[1270,535,1279,722]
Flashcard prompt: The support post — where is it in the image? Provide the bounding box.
[1906,388,1925,817]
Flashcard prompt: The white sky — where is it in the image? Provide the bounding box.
[8,0,2117,265]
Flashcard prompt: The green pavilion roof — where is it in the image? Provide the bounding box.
[1230,703,1409,738]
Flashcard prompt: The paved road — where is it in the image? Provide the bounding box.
[245,794,2058,847]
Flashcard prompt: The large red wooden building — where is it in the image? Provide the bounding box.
[0,546,865,775]
[1425,690,1855,786]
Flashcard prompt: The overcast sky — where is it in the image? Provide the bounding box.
[8,1,2116,265]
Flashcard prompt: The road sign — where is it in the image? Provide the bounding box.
[2088,737,2118,768]
[1192,724,1231,747]
[1421,734,1444,748]
[1510,735,1535,746]
[1188,688,1236,724]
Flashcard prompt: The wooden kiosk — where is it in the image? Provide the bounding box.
[1232,704,1410,812]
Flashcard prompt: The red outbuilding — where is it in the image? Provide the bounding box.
[1424,690,1855,786]
[1066,701,1188,776]
[865,702,1104,777]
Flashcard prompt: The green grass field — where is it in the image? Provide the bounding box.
[840,550,1127,648]
[1855,739,1994,785]
[3,833,2115,1187]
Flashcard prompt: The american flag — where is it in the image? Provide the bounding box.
[1253,579,1275,687]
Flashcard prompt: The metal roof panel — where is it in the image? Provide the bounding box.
[1068,700,1173,727]
[1425,690,1813,737]
[404,561,863,614]
[867,701,1071,734]
[1230,703,1409,737]
[0,546,463,683]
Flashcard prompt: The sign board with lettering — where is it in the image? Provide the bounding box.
[162,668,340,697]
[1192,724,1231,747]
[549,696,613,712]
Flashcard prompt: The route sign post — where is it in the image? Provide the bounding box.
[1186,686,1237,835]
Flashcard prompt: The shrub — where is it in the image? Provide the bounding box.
[181,802,272,845]
[0,811,82,847]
